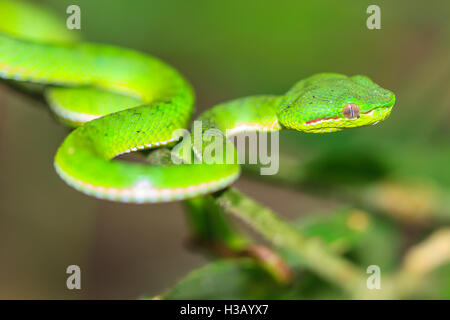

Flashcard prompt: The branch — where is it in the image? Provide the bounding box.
[214,188,368,296]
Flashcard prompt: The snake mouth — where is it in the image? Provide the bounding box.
[302,106,393,132]
[305,109,375,125]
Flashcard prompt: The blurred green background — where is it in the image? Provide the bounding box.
[0,0,449,298]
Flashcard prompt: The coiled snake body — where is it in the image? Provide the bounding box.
[0,1,395,203]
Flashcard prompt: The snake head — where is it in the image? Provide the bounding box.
[277,73,396,133]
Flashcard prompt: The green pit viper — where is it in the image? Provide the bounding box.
[0,0,395,203]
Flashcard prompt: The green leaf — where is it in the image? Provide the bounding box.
[293,208,372,253]
[157,258,286,300]
[419,263,450,299]
[349,215,400,272]
[184,195,249,251]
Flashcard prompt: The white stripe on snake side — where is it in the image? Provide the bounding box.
[54,162,239,203]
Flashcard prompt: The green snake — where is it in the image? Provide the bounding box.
[0,1,395,203]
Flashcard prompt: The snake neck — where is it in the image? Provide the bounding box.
[174,95,282,164]
[196,95,283,137]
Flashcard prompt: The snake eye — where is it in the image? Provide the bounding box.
[343,103,360,119]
